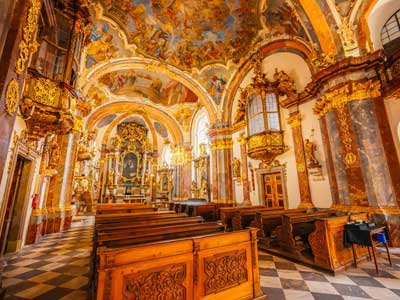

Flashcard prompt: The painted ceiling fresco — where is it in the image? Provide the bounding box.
[85,20,132,68]
[99,0,259,70]
[98,70,198,106]
[260,0,309,41]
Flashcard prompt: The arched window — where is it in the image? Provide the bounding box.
[191,111,210,158]
[381,9,400,46]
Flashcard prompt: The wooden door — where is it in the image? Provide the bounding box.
[263,172,285,208]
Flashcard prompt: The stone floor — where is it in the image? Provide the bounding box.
[2,217,93,300]
[259,251,400,300]
[2,218,400,300]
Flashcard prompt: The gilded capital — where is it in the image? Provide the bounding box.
[210,139,233,150]
[287,112,302,128]
[237,134,247,145]
[314,80,381,117]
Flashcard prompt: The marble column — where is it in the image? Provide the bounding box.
[238,134,251,205]
[209,131,234,203]
[287,112,313,208]
[44,132,79,233]
[315,78,400,245]
[151,152,158,201]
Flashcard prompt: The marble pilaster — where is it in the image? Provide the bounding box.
[238,134,250,205]
[287,112,313,208]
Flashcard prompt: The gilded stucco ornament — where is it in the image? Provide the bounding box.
[339,17,357,52]
[15,0,42,75]
[5,79,19,115]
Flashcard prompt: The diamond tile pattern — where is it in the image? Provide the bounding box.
[2,216,400,300]
[259,251,400,300]
[3,218,93,300]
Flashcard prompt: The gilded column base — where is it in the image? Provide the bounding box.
[63,208,72,231]
[25,212,43,245]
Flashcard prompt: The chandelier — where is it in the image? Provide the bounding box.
[171,145,190,166]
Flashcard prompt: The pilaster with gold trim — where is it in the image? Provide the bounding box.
[209,126,234,203]
[287,112,313,208]
[238,134,251,205]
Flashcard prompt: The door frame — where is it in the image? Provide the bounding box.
[256,163,288,209]
[0,138,39,253]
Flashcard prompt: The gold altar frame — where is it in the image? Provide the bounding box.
[120,148,143,183]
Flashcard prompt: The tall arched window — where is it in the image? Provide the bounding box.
[192,111,210,158]
[381,9,400,46]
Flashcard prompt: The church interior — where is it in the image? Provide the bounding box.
[0,0,400,299]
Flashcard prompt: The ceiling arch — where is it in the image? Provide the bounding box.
[79,57,218,124]
[86,101,184,145]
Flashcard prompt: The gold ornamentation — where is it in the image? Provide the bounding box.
[118,122,147,143]
[233,158,241,178]
[5,79,19,115]
[344,152,357,166]
[15,0,42,75]
[287,113,302,128]
[204,250,248,295]
[237,134,247,145]
[339,16,357,52]
[33,77,59,107]
[123,263,186,300]
[312,52,336,70]
[297,162,306,173]
[210,139,233,150]
[314,80,381,117]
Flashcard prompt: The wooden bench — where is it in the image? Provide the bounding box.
[250,208,309,240]
[95,228,266,300]
[220,206,281,231]
[96,222,225,248]
[96,216,204,232]
[95,210,177,224]
[275,210,337,255]
[309,212,370,273]
[96,203,157,214]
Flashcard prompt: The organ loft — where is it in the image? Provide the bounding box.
[0,0,400,299]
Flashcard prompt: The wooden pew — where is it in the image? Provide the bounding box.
[251,208,309,240]
[96,228,266,300]
[220,206,281,231]
[95,210,177,224]
[96,222,225,248]
[96,216,204,232]
[96,204,157,214]
[186,203,233,221]
[275,210,336,255]
[309,212,370,273]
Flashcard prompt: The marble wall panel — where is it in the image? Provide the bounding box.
[349,99,395,206]
[325,111,351,205]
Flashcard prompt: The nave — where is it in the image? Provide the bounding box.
[1,216,400,300]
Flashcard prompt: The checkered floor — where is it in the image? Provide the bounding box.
[259,251,400,300]
[2,217,400,300]
[2,217,94,300]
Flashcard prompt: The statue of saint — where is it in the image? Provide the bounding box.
[200,179,209,198]
[233,158,241,178]
[304,139,319,168]
[48,136,60,167]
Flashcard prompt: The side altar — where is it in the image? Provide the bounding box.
[103,122,153,202]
